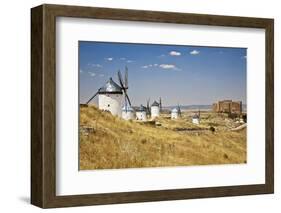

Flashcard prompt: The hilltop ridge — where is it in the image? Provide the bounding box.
[80,106,246,170]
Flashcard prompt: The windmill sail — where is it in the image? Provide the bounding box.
[178,104,181,116]
[86,90,99,104]
[118,68,132,112]
[159,97,162,112]
[125,66,128,89]
[118,70,125,87]
[146,98,150,116]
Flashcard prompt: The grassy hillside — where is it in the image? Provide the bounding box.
[79,106,246,170]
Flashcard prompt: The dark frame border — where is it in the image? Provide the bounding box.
[31,4,274,208]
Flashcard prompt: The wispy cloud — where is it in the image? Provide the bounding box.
[190,50,200,55]
[142,63,179,70]
[105,57,113,61]
[169,51,181,56]
[119,57,134,63]
[88,71,96,77]
[90,63,102,68]
[141,64,154,69]
[80,69,83,73]
[158,54,166,58]
[99,74,105,77]
[159,64,180,70]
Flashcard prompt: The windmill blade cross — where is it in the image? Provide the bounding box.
[118,68,132,109]
[146,98,150,114]
[125,66,128,89]
[124,91,132,106]
[118,70,125,89]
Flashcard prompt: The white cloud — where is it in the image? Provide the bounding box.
[158,54,166,58]
[88,72,96,77]
[159,64,175,69]
[127,60,134,63]
[99,74,104,77]
[80,69,83,73]
[141,64,155,69]
[169,51,181,56]
[105,57,113,61]
[190,50,200,55]
[91,63,102,67]
[142,63,180,71]
[159,64,180,70]
[120,57,126,60]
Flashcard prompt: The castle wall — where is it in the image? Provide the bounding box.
[213,100,242,114]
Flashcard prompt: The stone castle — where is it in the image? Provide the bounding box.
[212,100,242,114]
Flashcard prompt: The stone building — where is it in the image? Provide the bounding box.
[212,100,242,114]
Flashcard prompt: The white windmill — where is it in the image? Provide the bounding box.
[192,109,200,124]
[151,100,160,118]
[86,67,132,118]
[171,104,181,119]
[136,105,147,121]
[122,105,135,120]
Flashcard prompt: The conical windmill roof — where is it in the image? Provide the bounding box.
[172,106,181,113]
[193,114,200,119]
[137,105,147,112]
[98,78,123,94]
[122,105,134,112]
[171,108,178,113]
[151,101,160,107]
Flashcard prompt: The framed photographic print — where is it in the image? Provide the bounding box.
[31,4,274,208]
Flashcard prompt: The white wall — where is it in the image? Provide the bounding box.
[171,112,178,119]
[136,111,147,121]
[0,0,280,212]
[99,94,123,117]
[151,106,160,118]
[122,111,135,120]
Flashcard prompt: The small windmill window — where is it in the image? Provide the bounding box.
[108,104,110,107]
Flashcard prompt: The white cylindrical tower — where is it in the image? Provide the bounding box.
[122,105,135,120]
[98,78,123,117]
[171,108,178,119]
[192,115,200,124]
[136,105,147,121]
[151,101,160,118]
[171,106,181,119]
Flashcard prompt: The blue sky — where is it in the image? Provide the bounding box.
[79,41,246,106]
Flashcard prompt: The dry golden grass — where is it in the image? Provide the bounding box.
[79,106,246,170]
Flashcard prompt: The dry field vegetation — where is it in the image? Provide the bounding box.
[79,106,246,170]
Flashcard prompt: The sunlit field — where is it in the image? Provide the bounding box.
[79,106,246,170]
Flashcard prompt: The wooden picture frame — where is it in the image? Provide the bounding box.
[31,4,274,208]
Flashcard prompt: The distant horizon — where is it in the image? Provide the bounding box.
[79,41,247,106]
[86,103,247,107]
